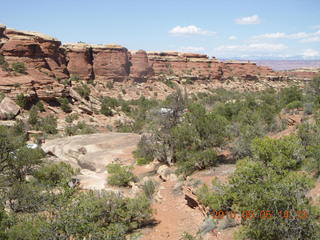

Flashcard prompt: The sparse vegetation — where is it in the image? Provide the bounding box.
[12,62,27,74]
[58,97,72,113]
[65,113,79,123]
[15,93,29,109]
[75,83,90,99]
[106,81,114,89]
[106,163,136,187]
[64,121,95,136]
[0,125,152,240]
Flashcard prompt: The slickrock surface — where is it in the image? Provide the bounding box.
[42,133,140,190]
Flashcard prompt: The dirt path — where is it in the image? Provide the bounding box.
[269,113,303,139]
[141,180,204,240]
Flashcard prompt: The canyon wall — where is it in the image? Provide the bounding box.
[0,26,294,100]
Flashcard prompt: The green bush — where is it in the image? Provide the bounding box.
[197,136,319,240]
[36,100,45,112]
[75,83,90,99]
[34,162,75,187]
[16,93,29,109]
[0,92,5,102]
[286,100,302,110]
[106,163,136,187]
[58,97,71,113]
[0,54,9,71]
[28,105,39,126]
[106,81,114,89]
[38,115,58,134]
[65,113,79,123]
[134,135,155,165]
[69,74,80,82]
[12,62,27,74]
[0,54,5,65]
[100,96,119,116]
[142,179,157,199]
[163,79,175,88]
[65,121,95,136]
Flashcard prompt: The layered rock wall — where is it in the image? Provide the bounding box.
[0,25,290,101]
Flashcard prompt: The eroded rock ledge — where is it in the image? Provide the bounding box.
[0,25,315,100]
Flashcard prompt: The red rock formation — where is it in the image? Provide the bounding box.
[1,28,68,79]
[129,50,153,82]
[0,27,67,100]
[63,43,93,80]
[223,61,277,80]
[0,25,299,103]
[147,52,224,80]
[92,44,130,81]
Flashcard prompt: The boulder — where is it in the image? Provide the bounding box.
[0,96,20,120]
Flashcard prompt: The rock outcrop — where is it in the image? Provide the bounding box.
[0,26,67,100]
[92,44,130,81]
[0,25,306,103]
[129,50,153,82]
[63,43,93,80]
[0,96,20,120]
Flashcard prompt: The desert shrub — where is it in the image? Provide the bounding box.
[286,100,302,110]
[100,96,119,116]
[52,191,152,239]
[35,100,45,112]
[197,136,319,240]
[163,79,174,88]
[0,54,5,65]
[12,62,26,74]
[65,113,79,123]
[106,81,114,89]
[6,182,51,213]
[303,102,314,115]
[16,93,29,109]
[0,54,9,71]
[34,162,75,187]
[69,74,80,82]
[181,232,202,240]
[5,191,152,240]
[106,163,136,187]
[142,179,157,199]
[279,86,302,106]
[65,121,95,136]
[58,97,71,113]
[121,88,127,95]
[75,83,90,99]
[38,115,58,134]
[0,92,5,102]
[28,105,39,126]
[120,101,131,114]
[134,135,155,165]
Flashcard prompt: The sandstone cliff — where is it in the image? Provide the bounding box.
[0,25,305,101]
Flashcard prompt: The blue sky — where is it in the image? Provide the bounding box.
[1,0,320,59]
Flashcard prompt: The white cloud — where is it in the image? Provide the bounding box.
[301,36,320,43]
[179,46,205,52]
[228,36,237,40]
[215,43,287,52]
[235,15,261,25]
[311,25,320,30]
[253,32,309,40]
[302,49,320,58]
[169,25,214,36]
[253,30,320,42]
[253,32,286,39]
